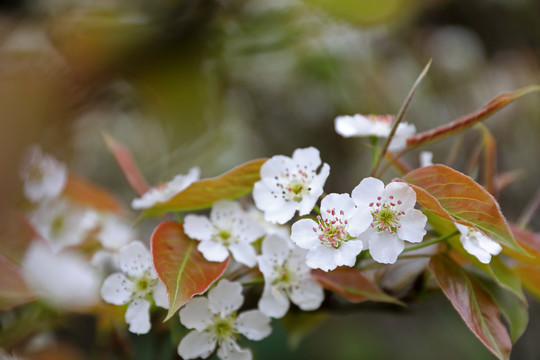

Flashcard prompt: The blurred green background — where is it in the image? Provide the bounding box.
[1,0,540,358]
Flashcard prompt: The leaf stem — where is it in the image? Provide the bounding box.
[403,230,459,253]
[371,59,432,178]
[241,278,265,286]
[313,205,321,216]
[370,136,379,173]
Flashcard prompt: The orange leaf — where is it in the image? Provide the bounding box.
[311,267,403,305]
[429,254,511,360]
[0,253,35,310]
[102,132,150,196]
[402,165,523,253]
[151,221,229,321]
[513,264,540,300]
[63,174,125,214]
[143,158,266,217]
[506,224,540,265]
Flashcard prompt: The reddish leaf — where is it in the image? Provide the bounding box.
[311,267,403,305]
[429,254,511,360]
[102,132,150,196]
[513,264,540,301]
[477,124,497,196]
[151,221,229,321]
[143,158,266,217]
[402,165,523,253]
[407,85,540,148]
[63,174,125,214]
[0,253,35,310]
[0,210,39,264]
[506,224,540,265]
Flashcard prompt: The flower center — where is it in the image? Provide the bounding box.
[209,314,236,342]
[271,165,315,203]
[272,264,295,289]
[369,196,404,234]
[28,165,45,182]
[214,229,236,246]
[131,271,158,298]
[51,215,65,236]
[312,208,353,249]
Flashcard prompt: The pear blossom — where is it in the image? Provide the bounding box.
[352,177,427,264]
[178,279,271,360]
[455,223,502,264]
[100,241,168,334]
[334,114,416,152]
[290,193,371,271]
[19,145,67,203]
[28,198,98,253]
[184,200,264,267]
[257,234,324,318]
[253,147,330,224]
[96,214,136,250]
[419,151,434,167]
[22,241,100,308]
[131,167,200,209]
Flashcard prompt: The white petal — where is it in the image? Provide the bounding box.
[152,281,169,309]
[351,177,385,206]
[259,155,292,181]
[217,340,252,360]
[178,331,217,359]
[97,216,134,250]
[320,193,355,220]
[290,219,319,250]
[477,233,502,255]
[305,245,339,272]
[119,241,152,278]
[229,242,257,267]
[198,240,229,263]
[261,234,292,266]
[368,232,405,264]
[233,217,265,244]
[397,209,427,243]
[298,191,322,216]
[208,279,244,317]
[334,114,372,137]
[291,147,322,170]
[419,151,433,167]
[125,299,151,334]
[235,310,272,340]
[258,284,289,318]
[384,182,416,211]
[263,200,298,225]
[101,273,133,305]
[179,297,213,331]
[388,122,416,152]
[346,206,373,237]
[286,247,311,276]
[334,240,364,267]
[455,222,470,235]
[184,215,214,242]
[210,200,243,228]
[257,256,277,280]
[290,278,324,311]
[461,237,492,264]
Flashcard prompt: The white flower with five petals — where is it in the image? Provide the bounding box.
[178,279,271,360]
[184,200,264,267]
[455,223,502,264]
[253,147,330,224]
[290,193,372,271]
[334,114,416,152]
[100,241,168,334]
[352,177,427,264]
[131,167,200,209]
[257,234,324,318]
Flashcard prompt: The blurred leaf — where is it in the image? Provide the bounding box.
[0,253,35,310]
[143,159,266,217]
[151,221,229,321]
[506,224,540,265]
[477,124,497,196]
[407,86,540,148]
[513,264,540,301]
[402,165,524,254]
[482,257,526,304]
[63,174,125,214]
[0,210,39,264]
[311,267,404,305]
[281,311,327,350]
[102,132,149,197]
[429,254,511,360]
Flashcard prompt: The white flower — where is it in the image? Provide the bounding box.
[419,151,434,167]
[28,198,98,253]
[253,147,330,224]
[178,279,271,360]
[257,234,324,318]
[352,178,427,264]
[455,223,502,264]
[334,114,416,152]
[96,214,136,250]
[19,145,67,203]
[184,200,264,267]
[22,241,100,308]
[290,193,371,271]
[131,167,200,209]
[100,241,169,334]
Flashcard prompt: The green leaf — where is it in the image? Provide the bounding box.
[402,164,524,254]
[151,221,229,321]
[429,254,512,360]
[143,158,267,217]
[483,257,526,304]
[311,267,404,306]
[0,254,35,310]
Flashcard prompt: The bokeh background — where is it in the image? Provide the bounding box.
[1,0,540,358]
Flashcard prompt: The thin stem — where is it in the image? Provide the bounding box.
[370,136,379,173]
[313,205,321,216]
[371,59,432,178]
[517,186,540,228]
[241,278,265,286]
[403,230,459,253]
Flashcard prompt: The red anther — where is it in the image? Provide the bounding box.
[326,209,331,213]
[397,200,402,205]
[390,203,395,206]
[376,203,381,207]
[344,220,348,224]
[317,215,321,220]
[312,227,317,232]
[369,203,374,207]
[340,210,344,215]
[389,195,394,199]
[377,197,381,200]
[371,223,375,227]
